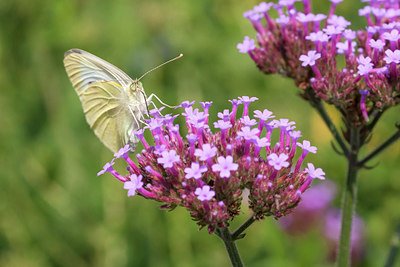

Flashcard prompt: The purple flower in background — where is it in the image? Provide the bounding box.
[324,209,365,264]
[279,180,337,235]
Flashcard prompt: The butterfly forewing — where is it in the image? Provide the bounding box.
[63,49,145,153]
[64,49,133,94]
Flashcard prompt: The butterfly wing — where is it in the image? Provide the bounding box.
[63,49,134,95]
[80,81,142,153]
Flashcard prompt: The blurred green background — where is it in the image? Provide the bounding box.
[1,0,400,266]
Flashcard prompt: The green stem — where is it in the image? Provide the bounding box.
[216,228,244,267]
[306,89,349,156]
[337,127,360,267]
[232,214,256,240]
[358,129,400,167]
[384,219,400,267]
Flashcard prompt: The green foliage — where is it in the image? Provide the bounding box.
[0,0,399,266]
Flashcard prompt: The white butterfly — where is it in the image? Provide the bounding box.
[64,49,181,153]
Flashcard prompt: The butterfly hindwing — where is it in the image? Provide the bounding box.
[80,81,140,153]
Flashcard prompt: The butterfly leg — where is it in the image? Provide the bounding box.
[147,93,176,109]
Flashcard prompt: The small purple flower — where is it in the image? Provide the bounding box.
[343,29,356,40]
[157,150,180,168]
[274,118,296,130]
[296,12,315,23]
[238,96,259,104]
[124,174,144,197]
[336,41,357,55]
[185,162,208,179]
[200,101,213,111]
[357,55,372,66]
[267,153,290,170]
[358,6,371,16]
[357,63,374,76]
[237,126,260,140]
[306,31,330,42]
[305,163,326,180]
[217,109,232,121]
[240,116,257,127]
[212,156,239,178]
[253,2,273,13]
[177,100,195,109]
[237,36,256,53]
[371,7,386,18]
[254,109,275,121]
[253,137,270,147]
[297,140,317,153]
[276,15,290,25]
[195,144,218,161]
[289,130,302,139]
[299,50,321,67]
[213,120,232,130]
[382,29,400,42]
[327,15,350,28]
[369,39,385,50]
[114,144,131,159]
[323,25,344,35]
[97,161,115,176]
[383,49,400,64]
[147,117,164,131]
[195,185,215,201]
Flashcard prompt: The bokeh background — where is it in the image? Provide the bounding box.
[1,0,400,266]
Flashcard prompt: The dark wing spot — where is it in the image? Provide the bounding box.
[64,49,83,58]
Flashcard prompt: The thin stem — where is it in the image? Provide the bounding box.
[306,88,349,156]
[337,126,360,267]
[384,219,400,267]
[359,129,400,167]
[232,213,256,240]
[216,228,244,267]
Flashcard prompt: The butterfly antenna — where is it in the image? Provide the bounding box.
[138,54,183,81]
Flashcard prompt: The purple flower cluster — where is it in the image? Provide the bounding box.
[98,97,325,233]
[239,0,400,125]
[278,181,365,264]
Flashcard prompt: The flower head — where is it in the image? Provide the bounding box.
[100,98,323,233]
[240,0,400,127]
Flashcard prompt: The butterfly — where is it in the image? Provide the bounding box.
[63,49,182,153]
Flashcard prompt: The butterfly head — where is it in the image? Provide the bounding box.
[130,79,144,93]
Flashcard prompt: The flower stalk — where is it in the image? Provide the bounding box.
[216,228,244,267]
[337,126,360,267]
